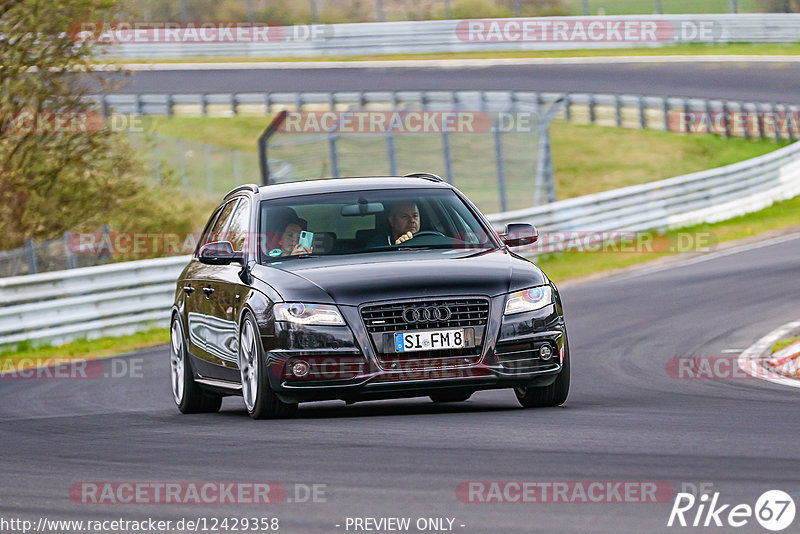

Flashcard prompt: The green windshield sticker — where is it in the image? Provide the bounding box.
[268,248,282,257]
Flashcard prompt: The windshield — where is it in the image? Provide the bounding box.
[256,188,498,263]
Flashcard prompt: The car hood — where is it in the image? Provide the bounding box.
[250,249,547,306]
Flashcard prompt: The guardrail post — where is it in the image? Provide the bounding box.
[310,0,319,23]
[24,238,38,274]
[654,0,663,14]
[756,103,766,140]
[615,95,623,127]
[264,92,272,114]
[770,104,781,142]
[391,91,399,110]
[99,225,112,262]
[704,100,713,135]
[493,123,508,212]
[386,135,397,176]
[442,132,454,184]
[636,96,646,129]
[588,94,596,124]
[683,99,691,134]
[167,94,175,116]
[662,97,670,131]
[135,94,143,116]
[729,0,738,13]
[201,94,208,116]
[64,232,77,269]
[328,134,340,178]
[328,92,336,111]
[564,93,572,122]
[581,0,590,15]
[722,101,732,138]
[742,103,751,139]
[231,94,239,116]
[295,93,303,111]
[101,94,110,118]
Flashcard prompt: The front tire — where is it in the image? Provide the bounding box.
[170,314,222,414]
[239,313,298,419]
[515,338,570,408]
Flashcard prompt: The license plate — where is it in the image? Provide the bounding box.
[394,329,465,352]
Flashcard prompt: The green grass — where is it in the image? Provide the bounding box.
[772,336,800,354]
[142,115,787,211]
[535,194,800,283]
[115,42,800,64]
[565,0,765,15]
[0,328,169,371]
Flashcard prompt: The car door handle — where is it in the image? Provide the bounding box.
[203,287,214,297]
[183,286,195,295]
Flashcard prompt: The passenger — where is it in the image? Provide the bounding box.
[264,207,312,257]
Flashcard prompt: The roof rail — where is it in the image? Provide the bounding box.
[224,184,259,199]
[403,172,444,183]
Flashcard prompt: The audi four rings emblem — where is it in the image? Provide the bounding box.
[402,306,452,323]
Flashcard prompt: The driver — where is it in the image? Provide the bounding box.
[388,202,420,244]
[366,202,420,247]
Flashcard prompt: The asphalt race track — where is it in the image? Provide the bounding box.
[2,233,799,533]
[107,60,800,103]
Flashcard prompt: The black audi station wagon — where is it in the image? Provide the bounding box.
[170,173,569,418]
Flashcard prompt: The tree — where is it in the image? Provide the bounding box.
[0,0,149,251]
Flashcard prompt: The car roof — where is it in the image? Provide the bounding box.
[253,176,453,201]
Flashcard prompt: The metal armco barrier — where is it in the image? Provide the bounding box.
[0,256,189,346]
[2,140,799,347]
[95,90,800,142]
[100,15,800,58]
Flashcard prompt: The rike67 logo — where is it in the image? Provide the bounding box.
[668,490,795,531]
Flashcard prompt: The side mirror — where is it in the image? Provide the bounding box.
[199,241,244,265]
[501,223,538,247]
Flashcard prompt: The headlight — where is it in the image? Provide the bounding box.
[274,303,345,325]
[504,286,553,315]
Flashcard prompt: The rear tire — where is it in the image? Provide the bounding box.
[515,337,570,408]
[170,314,222,414]
[239,313,298,420]
[430,391,473,403]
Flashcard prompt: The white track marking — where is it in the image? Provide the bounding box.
[737,320,800,389]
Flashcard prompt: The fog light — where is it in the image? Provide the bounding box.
[291,360,310,378]
[539,345,553,360]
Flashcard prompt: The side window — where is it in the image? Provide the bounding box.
[226,198,251,252]
[205,199,238,246]
[196,206,223,255]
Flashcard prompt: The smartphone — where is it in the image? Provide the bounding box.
[298,231,314,251]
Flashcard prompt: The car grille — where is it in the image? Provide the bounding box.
[361,298,489,370]
[361,298,489,334]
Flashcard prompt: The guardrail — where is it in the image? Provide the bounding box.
[103,14,800,58]
[487,140,800,233]
[0,256,189,346]
[2,138,799,348]
[95,90,800,142]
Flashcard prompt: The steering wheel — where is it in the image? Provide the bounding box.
[396,230,448,246]
[410,231,446,238]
